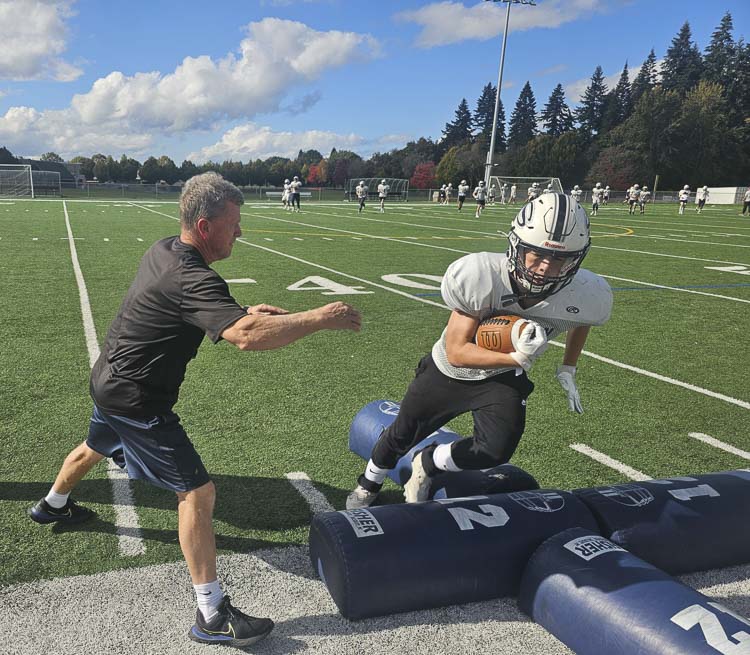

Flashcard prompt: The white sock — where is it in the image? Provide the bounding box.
[432,443,462,472]
[363,459,390,485]
[45,488,70,509]
[194,580,224,622]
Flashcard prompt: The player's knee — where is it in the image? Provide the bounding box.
[68,442,103,466]
[178,480,216,509]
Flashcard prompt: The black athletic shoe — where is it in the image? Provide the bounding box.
[189,596,274,647]
[28,498,96,525]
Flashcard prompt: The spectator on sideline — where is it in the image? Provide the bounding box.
[28,172,361,648]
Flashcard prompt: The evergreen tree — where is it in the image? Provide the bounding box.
[0,146,18,164]
[601,63,632,131]
[661,22,703,94]
[703,12,735,90]
[631,49,658,104]
[576,66,608,134]
[541,84,574,137]
[442,98,473,150]
[473,83,506,152]
[508,81,537,149]
[727,39,750,126]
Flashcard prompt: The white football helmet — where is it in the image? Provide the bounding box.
[547,184,552,189]
[359,181,364,185]
[381,179,386,184]
[479,180,485,186]
[573,185,579,190]
[491,184,496,188]
[703,185,708,191]
[507,194,590,299]
[643,186,648,191]
[684,185,689,190]
[461,180,467,185]
[284,178,290,184]
[605,185,610,190]
[595,182,601,188]
[532,182,539,188]
[634,184,640,189]
[293,175,299,181]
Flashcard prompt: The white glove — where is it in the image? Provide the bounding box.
[556,364,583,414]
[509,321,548,371]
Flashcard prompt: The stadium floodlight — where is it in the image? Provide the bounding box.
[483,0,537,186]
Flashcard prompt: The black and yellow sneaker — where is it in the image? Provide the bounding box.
[27,498,96,525]
[189,596,274,647]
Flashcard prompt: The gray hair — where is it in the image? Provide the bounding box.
[179,172,244,230]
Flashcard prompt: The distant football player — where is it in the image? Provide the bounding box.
[488,184,497,205]
[639,186,651,214]
[743,187,750,216]
[696,185,709,213]
[28,173,362,647]
[543,183,553,194]
[678,185,690,215]
[571,185,582,203]
[282,178,291,210]
[356,180,368,213]
[628,184,641,215]
[603,185,610,205]
[377,179,390,213]
[527,182,540,202]
[445,182,453,205]
[346,193,612,510]
[290,175,302,212]
[457,179,470,211]
[509,183,517,203]
[473,180,487,218]
[439,184,447,205]
[591,182,603,216]
[500,183,508,204]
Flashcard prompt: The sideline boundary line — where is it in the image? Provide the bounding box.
[570,444,651,480]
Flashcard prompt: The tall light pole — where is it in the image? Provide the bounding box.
[484,0,536,186]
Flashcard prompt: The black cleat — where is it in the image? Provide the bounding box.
[189,596,274,647]
[28,498,96,525]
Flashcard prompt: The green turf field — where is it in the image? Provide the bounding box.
[1,197,749,588]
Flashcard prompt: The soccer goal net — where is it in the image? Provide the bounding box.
[32,170,62,196]
[488,176,563,202]
[0,164,34,198]
[345,178,409,202]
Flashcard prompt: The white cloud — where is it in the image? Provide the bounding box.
[396,0,606,48]
[0,0,82,81]
[0,18,380,158]
[188,124,413,163]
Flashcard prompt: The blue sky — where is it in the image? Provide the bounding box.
[0,0,747,163]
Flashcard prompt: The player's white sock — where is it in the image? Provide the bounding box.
[194,580,224,622]
[363,460,389,485]
[432,443,461,472]
[45,488,70,509]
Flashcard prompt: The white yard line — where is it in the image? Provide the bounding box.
[591,244,748,266]
[62,200,145,557]
[569,444,652,481]
[600,274,750,304]
[131,202,750,411]
[688,432,750,460]
[286,472,335,514]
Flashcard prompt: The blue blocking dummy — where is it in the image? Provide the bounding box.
[349,400,538,496]
[309,490,598,620]
[574,470,750,574]
[519,527,750,655]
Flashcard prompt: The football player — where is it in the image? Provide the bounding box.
[473,180,487,218]
[743,186,750,216]
[603,185,610,205]
[500,183,508,205]
[591,183,603,216]
[282,179,291,211]
[290,175,302,212]
[377,179,390,213]
[696,185,709,213]
[639,186,650,214]
[439,184,447,205]
[628,184,641,215]
[527,182,540,202]
[571,185,582,202]
[356,180,368,213]
[457,180,470,211]
[543,183,553,195]
[678,185,690,215]
[346,193,612,509]
[445,182,453,205]
[488,184,497,205]
[509,183,517,204]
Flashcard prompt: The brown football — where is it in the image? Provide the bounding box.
[474,314,528,353]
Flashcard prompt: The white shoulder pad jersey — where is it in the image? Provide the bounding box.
[571,189,582,201]
[458,183,469,196]
[697,188,708,201]
[679,189,690,202]
[745,189,750,202]
[592,188,603,202]
[629,188,641,201]
[432,252,613,381]
[474,186,487,200]
[290,180,302,192]
[640,190,651,203]
[356,185,368,198]
[378,183,389,197]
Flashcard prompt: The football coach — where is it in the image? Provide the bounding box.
[28,172,361,647]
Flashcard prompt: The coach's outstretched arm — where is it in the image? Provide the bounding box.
[222,301,361,351]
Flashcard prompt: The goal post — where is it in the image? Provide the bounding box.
[345,177,409,202]
[488,175,563,201]
[0,164,34,198]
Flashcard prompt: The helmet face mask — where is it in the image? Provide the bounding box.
[507,193,591,299]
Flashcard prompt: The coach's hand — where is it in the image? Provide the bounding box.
[555,364,583,414]
[318,302,362,332]
[246,303,289,315]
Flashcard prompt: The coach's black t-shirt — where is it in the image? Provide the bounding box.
[90,236,247,417]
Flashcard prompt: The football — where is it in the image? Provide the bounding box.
[474,314,528,353]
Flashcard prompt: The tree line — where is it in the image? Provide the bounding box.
[2,13,747,191]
